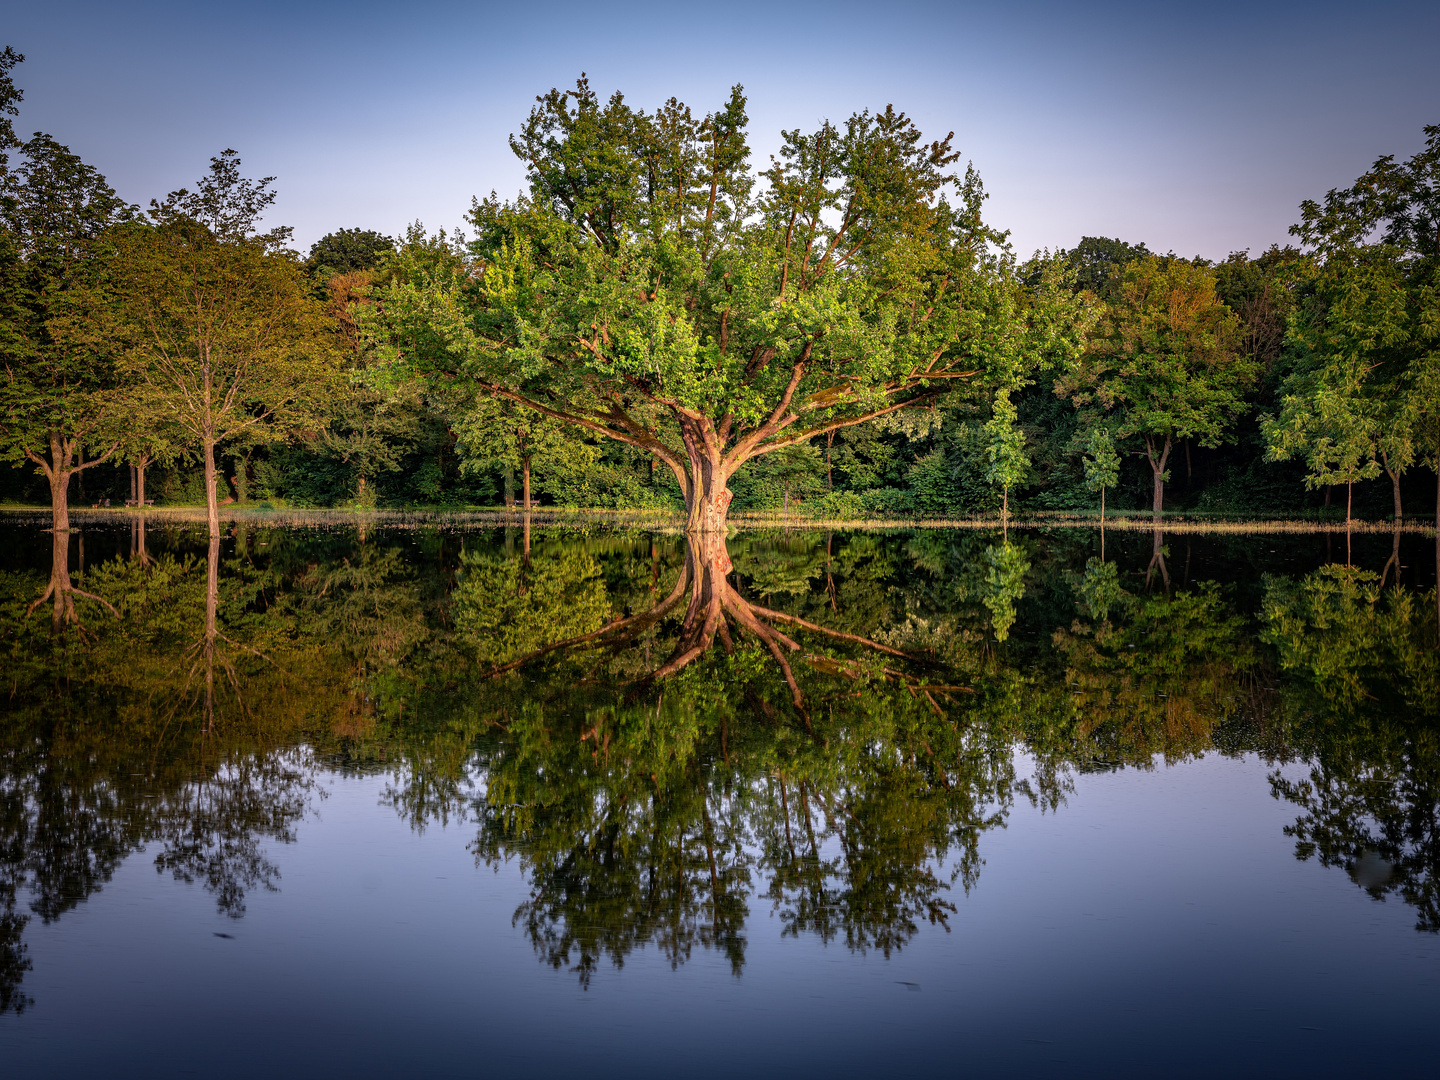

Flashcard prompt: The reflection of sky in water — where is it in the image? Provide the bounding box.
[3,520,1438,1074]
[5,752,1436,1077]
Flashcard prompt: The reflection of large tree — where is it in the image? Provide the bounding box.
[434,529,1024,984]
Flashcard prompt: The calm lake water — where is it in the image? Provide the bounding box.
[1,515,1437,1078]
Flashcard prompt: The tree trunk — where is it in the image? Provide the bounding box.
[49,464,71,535]
[204,530,219,731]
[1100,486,1106,526]
[1346,482,1353,530]
[522,456,531,512]
[137,460,147,506]
[130,465,137,504]
[203,433,220,540]
[1146,436,1171,520]
[1387,466,1402,521]
[682,437,732,534]
[503,468,515,508]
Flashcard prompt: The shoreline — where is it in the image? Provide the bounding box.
[1,505,1434,536]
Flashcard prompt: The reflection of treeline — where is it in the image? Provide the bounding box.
[1,522,1437,1010]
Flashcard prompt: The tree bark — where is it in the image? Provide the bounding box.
[136,459,147,506]
[1100,486,1106,526]
[681,419,733,533]
[1146,436,1171,520]
[1386,466,1402,521]
[522,456,531,512]
[1346,482,1353,530]
[203,432,220,540]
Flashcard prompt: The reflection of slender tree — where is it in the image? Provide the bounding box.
[1052,578,1258,767]
[0,540,342,1010]
[1270,721,1440,932]
[1145,527,1169,591]
[1261,565,1439,715]
[1261,564,1439,929]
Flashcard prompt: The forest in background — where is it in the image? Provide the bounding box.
[2,47,1438,530]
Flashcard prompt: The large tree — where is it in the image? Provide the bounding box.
[1056,256,1252,518]
[371,79,1089,532]
[0,127,134,533]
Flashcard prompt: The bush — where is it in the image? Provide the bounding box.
[798,490,867,519]
[860,487,915,516]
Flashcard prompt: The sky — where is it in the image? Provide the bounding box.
[5,0,1438,260]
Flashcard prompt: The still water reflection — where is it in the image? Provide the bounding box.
[1,515,1437,1075]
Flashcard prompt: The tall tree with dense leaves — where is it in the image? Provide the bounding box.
[307,228,394,280]
[0,129,134,533]
[1056,256,1252,519]
[1081,423,1119,524]
[983,389,1027,525]
[81,154,339,538]
[1269,125,1440,527]
[371,78,1090,532]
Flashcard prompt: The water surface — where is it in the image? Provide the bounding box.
[1,517,1437,1077]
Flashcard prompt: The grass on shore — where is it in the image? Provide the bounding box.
[1,502,1434,536]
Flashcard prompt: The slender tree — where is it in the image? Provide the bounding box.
[1081,424,1120,525]
[1057,257,1252,519]
[85,154,338,538]
[0,128,134,533]
[983,389,1027,527]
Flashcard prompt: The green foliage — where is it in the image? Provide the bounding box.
[1063,235,1152,298]
[983,389,1028,513]
[1057,256,1254,512]
[980,541,1029,641]
[307,228,395,279]
[1081,424,1119,494]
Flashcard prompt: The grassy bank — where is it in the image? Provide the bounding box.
[1,503,1434,536]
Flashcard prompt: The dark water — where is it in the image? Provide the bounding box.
[1,515,1437,1078]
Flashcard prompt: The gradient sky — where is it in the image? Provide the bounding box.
[6,0,1438,260]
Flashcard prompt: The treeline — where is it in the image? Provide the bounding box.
[2,50,1437,531]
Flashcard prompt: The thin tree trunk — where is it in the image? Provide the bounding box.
[1346,482,1353,530]
[137,460,147,506]
[203,433,220,540]
[1184,439,1192,482]
[522,456,531,512]
[204,530,219,731]
[1100,486,1105,526]
[1147,436,1171,520]
[1387,466,1402,521]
